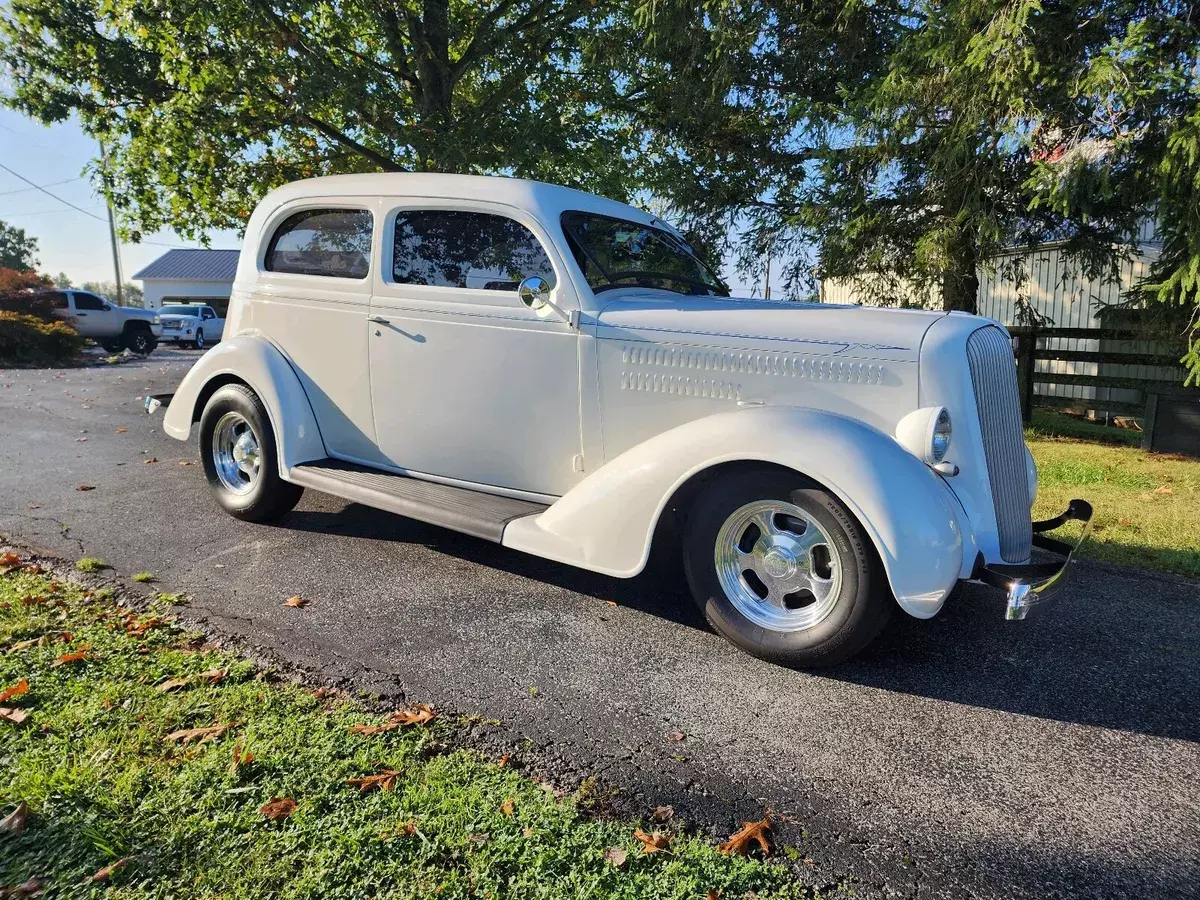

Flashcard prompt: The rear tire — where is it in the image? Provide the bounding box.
[198,384,303,522]
[682,467,891,668]
[100,338,125,353]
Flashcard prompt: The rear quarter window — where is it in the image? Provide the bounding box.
[264,208,374,279]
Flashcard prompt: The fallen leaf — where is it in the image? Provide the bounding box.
[497,753,511,768]
[348,721,400,736]
[75,436,87,442]
[8,638,41,652]
[347,769,401,793]
[144,457,157,464]
[282,594,307,608]
[603,846,628,868]
[0,707,31,727]
[606,600,617,607]
[718,817,773,856]
[1118,518,1133,527]
[230,739,255,772]
[0,552,19,567]
[0,679,29,703]
[0,801,28,835]
[633,828,671,854]
[115,427,127,434]
[2,876,43,898]
[26,505,39,510]
[706,891,722,900]
[20,565,42,575]
[76,485,96,491]
[89,856,134,883]
[179,460,196,466]
[165,724,228,744]
[499,798,515,817]
[258,797,297,820]
[667,729,686,742]
[197,668,227,684]
[155,678,190,693]
[388,704,436,726]
[51,651,89,667]
[467,831,490,845]
[1153,485,1174,495]
[651,804,675,823]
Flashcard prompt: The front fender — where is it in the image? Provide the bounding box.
[502,406,965,618]
[162,332,327,475]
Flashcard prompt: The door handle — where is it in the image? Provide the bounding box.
[367,315,390,325]
[76,312,87,316]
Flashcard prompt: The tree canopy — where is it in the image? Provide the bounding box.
[0,0,639,241]
[0,220,39,271]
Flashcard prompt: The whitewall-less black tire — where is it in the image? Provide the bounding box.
[198,384,303,522]
[683,467,891,667]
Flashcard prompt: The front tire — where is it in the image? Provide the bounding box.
[126,327,157,355]
[198,384,303,522]
[683,468,891,667]
[193,329,204,350]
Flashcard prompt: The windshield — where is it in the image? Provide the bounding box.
[561,211,728,297]
[161,305,201,316]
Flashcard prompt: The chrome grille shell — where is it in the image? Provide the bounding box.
[966,326,1033,563]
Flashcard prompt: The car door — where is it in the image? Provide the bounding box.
[368,204,582,497]
[68,291,112,338]
[201,306,224,341]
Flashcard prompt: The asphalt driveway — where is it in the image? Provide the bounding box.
[1,351,1197,899]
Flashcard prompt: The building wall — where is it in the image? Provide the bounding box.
[141,279,234,313]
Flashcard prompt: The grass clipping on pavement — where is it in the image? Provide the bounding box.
[0,559,811,899]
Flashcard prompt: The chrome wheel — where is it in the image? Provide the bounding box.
[714,500,843,632]
[194,329,204,350]
[211,412,261,495]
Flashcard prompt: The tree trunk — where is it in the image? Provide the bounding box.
[941,229,979,313]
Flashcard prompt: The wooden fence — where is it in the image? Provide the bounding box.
[1009,326,1195,423]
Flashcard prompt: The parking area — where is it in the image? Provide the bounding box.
[1,356,1197,899]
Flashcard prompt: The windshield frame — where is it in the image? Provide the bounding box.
[560,211,729,298]
[161,304,203,317]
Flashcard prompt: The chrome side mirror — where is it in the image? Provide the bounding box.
[518,275,552,311]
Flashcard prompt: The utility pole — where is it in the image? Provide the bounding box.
[764,248,772,300]
[99,141,124,307]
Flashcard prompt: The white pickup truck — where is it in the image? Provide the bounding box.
[47,289,162,354]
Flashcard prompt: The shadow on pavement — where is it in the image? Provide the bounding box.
[281,503,1199,744]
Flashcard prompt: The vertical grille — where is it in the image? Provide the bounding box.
[966,326,1033,562]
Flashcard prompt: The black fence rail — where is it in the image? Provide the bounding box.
[1008,326,1195,423]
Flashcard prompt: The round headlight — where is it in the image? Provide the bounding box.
[152,316,161,325]
[895,406,953,466]
[930,408,952,463]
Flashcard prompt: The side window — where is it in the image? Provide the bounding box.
[73,292,106,311]
[392,210,556,291]
[202,308,216,320]
[44,292,69,309]
[264,208,373,279]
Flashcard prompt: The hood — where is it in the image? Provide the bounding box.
[592,289,956,363]
[120,306,160,321]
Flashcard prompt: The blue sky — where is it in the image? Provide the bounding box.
[1,108,772,294]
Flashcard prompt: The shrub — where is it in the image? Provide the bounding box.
[0,310,86,365]
[0,268,56,321]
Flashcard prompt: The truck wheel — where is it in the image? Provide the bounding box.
[126,327,157,355]
[682,467,891,668]
[198,384,303,522]
[193,329,204,350]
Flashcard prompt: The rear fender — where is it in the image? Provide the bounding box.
[162,332,327,475]
[502,406,965,618]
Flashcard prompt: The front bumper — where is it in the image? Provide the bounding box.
[144,393,174,415]
[977,499,1094,620]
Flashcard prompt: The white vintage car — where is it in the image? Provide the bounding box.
[149,174,1091,666]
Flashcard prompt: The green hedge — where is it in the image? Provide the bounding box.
[0,310,86,365]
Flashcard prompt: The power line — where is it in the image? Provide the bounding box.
[0,160,188,249]
[0,176,85,198]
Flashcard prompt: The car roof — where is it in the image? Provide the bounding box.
[256,173,664,230]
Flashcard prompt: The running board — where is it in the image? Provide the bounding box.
[287,459,548,542]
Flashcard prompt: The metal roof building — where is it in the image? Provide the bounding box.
[133,249,240,313]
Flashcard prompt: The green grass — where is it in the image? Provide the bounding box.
[131,572,154,584]
[1026,415,1200,578]
[0,565,814,899]
[74,557,106,573]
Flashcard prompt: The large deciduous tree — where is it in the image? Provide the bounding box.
[625,0,1200,373]
[1,0,638,241]
[0,220,39,271]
